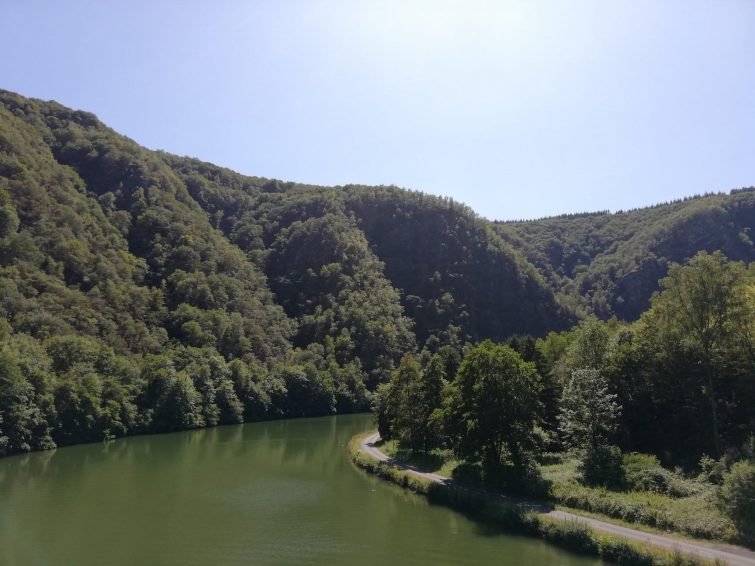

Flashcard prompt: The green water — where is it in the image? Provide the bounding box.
[0,414,597,565]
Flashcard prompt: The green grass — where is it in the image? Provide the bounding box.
[541,459,737,542]
[375,439,461,478]
[349,433,722,566]
[373,438,740,545]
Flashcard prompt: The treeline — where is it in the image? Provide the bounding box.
[380,251,755,465]
[0,89,754,462]
[497,188,755,320]
[378,251,755,537]
[0,91,404,455]
[0,89,569,456]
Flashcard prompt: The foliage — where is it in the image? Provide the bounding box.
[559,368,621,452]
[638,252,752,456]
[441,341,542,475]
[496,189,755,321]
[0,88,753,467]
[542,458,738,542]
[580,444,626,488]
[624,453,701,498]
[717,461,755,541]
[377,353,445,450]
[352,432,722,564]
[0,90,419,455]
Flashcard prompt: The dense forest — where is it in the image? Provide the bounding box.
[378,252,755,541]
[496,188,755,319]
[0,90,753,485]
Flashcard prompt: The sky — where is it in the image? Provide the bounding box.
[1,0,753,220]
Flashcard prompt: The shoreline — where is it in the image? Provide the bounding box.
[350,431,755,566]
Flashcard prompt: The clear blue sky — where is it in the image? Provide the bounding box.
[1,1,753,220]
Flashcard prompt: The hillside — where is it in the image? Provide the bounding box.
[0,89,753,456]
[495,190,755,319]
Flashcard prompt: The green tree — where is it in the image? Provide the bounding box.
[558,368,621,452]
[215,379,244,424]
[0,352,38,454]
[559,368,623,486]
[0,413,7,453]
[641,251,752,456]
[553,319,610,383]
[140,357,204,432]
[442,341,541,471]
[281,364,335,417]
[718,461,755,540]
[0,188,19,237]
[383,354,425,449]
[420,353,446,450]
[228,359,271,421]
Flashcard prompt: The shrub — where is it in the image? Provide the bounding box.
[623,453,701,498]
[698,455,726,485]
[581,445,625,488]
[664,476,702,499]
[540,519,600,555]
[600,538,654,566]
[717,460,755,541]
[538,451,567,465]
[624,453,668,492]
[352,432,720,564]
[487,457,550,497]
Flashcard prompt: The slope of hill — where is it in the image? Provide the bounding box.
[495,189,755,319]
[0,88,753,456]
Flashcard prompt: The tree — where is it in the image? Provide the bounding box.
[718,461,755,540]
[442,341,541,472]
[215,380,244,424]
[281,364,335,417]
[0,414,7,453]
[382,354,425,449]
[559,368,623,486]
[0,188,19,237]
[140,357,204,432]
[553,318,610,383]
[0,352,43,454]
[641,251,751,456]
[419,353,446,450]
[559,368,621,452]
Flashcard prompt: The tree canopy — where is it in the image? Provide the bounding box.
[0,89,753,461]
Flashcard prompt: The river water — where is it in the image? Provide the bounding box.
[0,414,597,565]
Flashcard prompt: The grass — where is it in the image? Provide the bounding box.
[349,433,723,566]
[541,458,738,542]
[374,439,461,478]
[373,437,741,545]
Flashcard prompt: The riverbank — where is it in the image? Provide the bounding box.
[378,439,738,543]
[349,432,755,566]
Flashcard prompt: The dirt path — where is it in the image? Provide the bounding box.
[361,433,755,566]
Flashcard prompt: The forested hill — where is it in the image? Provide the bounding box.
[496,189,755,319]
[0,89,571,453]
[0,89,753,455]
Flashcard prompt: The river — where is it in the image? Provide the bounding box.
[0,414,597,565]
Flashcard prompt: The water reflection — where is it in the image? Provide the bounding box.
[0,414,596,565]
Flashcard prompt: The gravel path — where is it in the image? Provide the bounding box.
[361,432,755,566]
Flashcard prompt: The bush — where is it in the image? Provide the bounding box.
[353,432,719,564]
[487,457,550,497]
[717,460,755,540]
[624,453,668,492]
[538,451,567,465]
[581,445,625,488]
[623,453,701,498]
[600,539,654,566]
[540,519,600,555]
[698,455,726,485]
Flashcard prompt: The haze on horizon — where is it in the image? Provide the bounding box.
[1,0,753,220]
